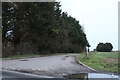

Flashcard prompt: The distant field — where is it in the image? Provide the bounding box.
[77,52,119,73]
[97,52,119,58]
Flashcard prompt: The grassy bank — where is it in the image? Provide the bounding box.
[77,52,119,73]
[0,53,77,59]
[0,54,41,59]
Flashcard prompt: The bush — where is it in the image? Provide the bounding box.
[96,42,113,52]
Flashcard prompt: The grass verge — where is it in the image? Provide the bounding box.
[0,54,41,60]
[77,52,119,73]
[0,53,77,60]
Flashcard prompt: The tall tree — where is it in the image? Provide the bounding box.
[2,2,90,57]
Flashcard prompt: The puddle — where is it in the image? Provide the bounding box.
[64,73,119,79]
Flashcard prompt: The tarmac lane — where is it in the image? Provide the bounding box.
[2,54,95,77]
[1,69,78,80]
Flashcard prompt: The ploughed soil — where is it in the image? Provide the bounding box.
[101,58,118,63]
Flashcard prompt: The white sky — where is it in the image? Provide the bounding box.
[56,0,119,51]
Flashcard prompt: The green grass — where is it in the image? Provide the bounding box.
[77,52,119,73]
[0,54,41,59]
[0,53,77,59]
[46,53,76,56]
[98,52,119,58]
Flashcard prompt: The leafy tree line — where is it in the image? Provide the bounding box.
[2,2,90,57]
[96,42,113,52]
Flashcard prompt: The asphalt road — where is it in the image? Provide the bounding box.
[1,53,119,80]
[2,54,95,77]
[0,70,119,80]
[1,70,78,80]
[1,69,53,78]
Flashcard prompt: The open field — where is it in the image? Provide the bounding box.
[77,52,119,73]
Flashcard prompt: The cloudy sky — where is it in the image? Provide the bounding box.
[56,0,119,51]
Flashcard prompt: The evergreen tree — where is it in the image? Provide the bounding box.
[2,2,90,57]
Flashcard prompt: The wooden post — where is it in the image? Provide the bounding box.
[86,46,89,58]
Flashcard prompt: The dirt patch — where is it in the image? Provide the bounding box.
[101,58,118,63]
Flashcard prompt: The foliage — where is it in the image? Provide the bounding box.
[96,42,113,52]
[2,2,89,57]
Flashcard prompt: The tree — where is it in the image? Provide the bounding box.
[96,42,113,52]
[2,2,90,57]
[104,43,113,52]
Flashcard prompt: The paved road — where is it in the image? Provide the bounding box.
[0,69,119,80]
[1,69,53,78]
[2,54,95,77]
[1,70,78,80]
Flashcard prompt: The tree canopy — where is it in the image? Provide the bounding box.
[2,2,90,57]
[96,42,113,52]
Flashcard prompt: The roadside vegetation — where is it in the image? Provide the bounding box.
[0,54,41,59]
[0,53,77,59]
[77,52,119,73]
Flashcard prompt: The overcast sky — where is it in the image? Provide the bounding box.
[56,0,119,51]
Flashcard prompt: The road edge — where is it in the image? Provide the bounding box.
[76,55,96,72]
[1,69,54,78]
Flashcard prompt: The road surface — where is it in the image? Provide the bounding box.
[1,70,79,80]
[2,54,95,77]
